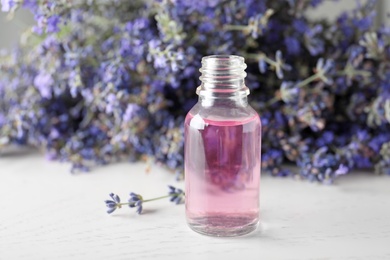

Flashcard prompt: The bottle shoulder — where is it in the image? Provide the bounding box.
[186,102,260,123]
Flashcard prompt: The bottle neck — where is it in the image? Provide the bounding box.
[197,55,249,107]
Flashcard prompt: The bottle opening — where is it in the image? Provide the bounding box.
[201,55,246,70]
[197,55,249,97]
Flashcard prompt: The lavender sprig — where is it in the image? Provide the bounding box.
[104,186,185,214]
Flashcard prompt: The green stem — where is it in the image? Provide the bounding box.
[263,57,278,67]
[244,53,277,66]
[266,97,280,106]
[143,195,172,203]
[336,70,372,77]
[116,193,184,206]
[297,73,320,88]
[224,25,249,31]
[244,53,261,60]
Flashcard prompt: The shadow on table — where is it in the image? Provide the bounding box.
[110,208,159,219]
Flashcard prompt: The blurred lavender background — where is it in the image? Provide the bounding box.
[1,0,389,182]
[0,1,386,50]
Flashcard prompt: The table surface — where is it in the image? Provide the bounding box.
[1,148,390,260]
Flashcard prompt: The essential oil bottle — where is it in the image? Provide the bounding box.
[184,55,262,237]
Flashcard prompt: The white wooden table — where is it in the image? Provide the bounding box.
[1,149,390,260]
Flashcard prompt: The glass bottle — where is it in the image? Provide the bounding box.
[184,55,262,237]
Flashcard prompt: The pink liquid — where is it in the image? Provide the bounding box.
[185,112,261,236]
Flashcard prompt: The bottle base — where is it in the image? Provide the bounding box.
[187,215,259,237]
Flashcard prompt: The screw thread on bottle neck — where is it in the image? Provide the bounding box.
[197,55,249,97]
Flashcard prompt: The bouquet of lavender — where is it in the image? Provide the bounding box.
[0,0,389,183]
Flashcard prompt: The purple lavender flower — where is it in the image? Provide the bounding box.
[105,93,117,114]
[1,0,13,12]
[105,193,121,214]
[32,15,45,35]
[128,192,143,214]
[134,200,143,214]
[335,164,349,176]
[285,36,301,56]
[33,72,53,99]
[305,24,324,55]
[0,113,5,126]
[168,185,185,204]
[310,0,323,7]
[258,57,267,73]
[123,104,140,122]
[315,58,334,84]
[280,81,300,103]
[293,19,308,34]
[275,50,292,79]
[47,15,61,33]
[180,0,220,10]
[21,0,38,11]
